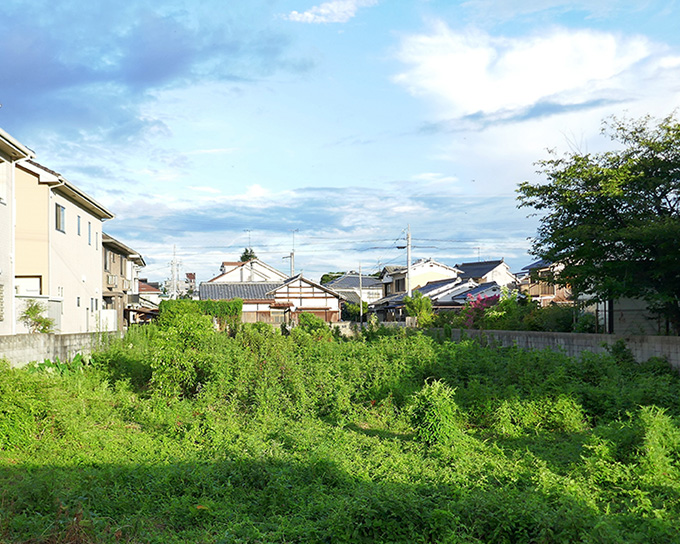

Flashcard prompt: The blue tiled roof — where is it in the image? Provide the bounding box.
[455,260,504,279]
[199,282,283,301]
[521,259,551,271]
[323,274,382,289]
[417,277,461,295]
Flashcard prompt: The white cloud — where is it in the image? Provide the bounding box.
[285,0,378,23]
[394,22,670,120]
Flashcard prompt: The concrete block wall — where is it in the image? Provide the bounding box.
[0,332,121,368]
[451,329,680,371]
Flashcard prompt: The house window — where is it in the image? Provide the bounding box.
[95,231,98,250]
[77,215,81,235]
[76,296,80,307]
[88,222,91,245]
[395,278,405,292]
[104,249,110,271]
[56,204,66,232]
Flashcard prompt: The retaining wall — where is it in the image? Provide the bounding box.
[0,332,121,368]
[450,329,680,371]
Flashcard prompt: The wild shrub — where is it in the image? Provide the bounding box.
[296,312,332,338]
[18,299,54,333]
[491,395,588,437]
[150,311,216,397]
[0,362,46,450]
[636,406,680,483]
[408,379,465,446]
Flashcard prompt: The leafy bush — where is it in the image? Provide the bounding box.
[18,299,54,333]
[150,310,216,397]
[408,379,465,446]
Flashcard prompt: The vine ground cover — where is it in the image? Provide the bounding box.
[1,317,679,543]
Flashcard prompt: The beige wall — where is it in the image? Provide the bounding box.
[0,155,13,334]
[15,167,49,291]
[49,190,105,333]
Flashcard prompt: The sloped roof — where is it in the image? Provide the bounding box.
[452,281,501,302]
[200,282,282,301]
[522,259,552,271]
[323,273,382,290]
[417,277,461,296]
[139,281,161,294]
[455,260,505,280]
[277,274,345,299]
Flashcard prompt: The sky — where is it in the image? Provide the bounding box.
[2,0,680,284]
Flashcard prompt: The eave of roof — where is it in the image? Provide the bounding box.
[102,233,145,266]
[0,128,34,160]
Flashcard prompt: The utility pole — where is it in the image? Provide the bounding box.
[283,229,298,277]
[169,245,180,299]
[359,262,363,324]
[406,224,412,297]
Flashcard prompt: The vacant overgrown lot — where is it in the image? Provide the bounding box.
[1,310,680,543]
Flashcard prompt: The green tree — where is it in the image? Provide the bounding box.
[319,272,344,285]
[19,300,54,333]
[343,301,368,322]
[404,290,434,326]
[518,113,680,332]
[240,247,257,262]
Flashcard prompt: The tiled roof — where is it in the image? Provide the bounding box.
[342,291,363,305]
[199,282,283,301]
[522,259,552,271]
[323,274,382,290]
[139,282,161,293]
[452,282,501,302]
[455,260,504,279]
[417,277,461,296]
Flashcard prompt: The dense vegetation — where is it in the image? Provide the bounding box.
[518,113,680,332]
[1,310,679,543]
[433,290,597,333]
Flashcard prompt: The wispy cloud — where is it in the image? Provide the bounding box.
[284,0,378,23]
[394,22,676,124]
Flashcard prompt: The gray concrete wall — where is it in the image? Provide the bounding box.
[0,332,121,368]
[450,329,680,371]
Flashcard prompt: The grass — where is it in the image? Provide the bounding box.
[1,319,680,543]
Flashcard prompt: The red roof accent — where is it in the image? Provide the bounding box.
[139,282,161,293]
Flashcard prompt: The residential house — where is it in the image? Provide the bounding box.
[199,274,344,324]
[0,128,34,335]
[183,273,197,297]
[322,272,383,307]
[14,160,114,333]
[519,259,572,307]
[455,259,517,288]
[102,233,146,330]
[208,259,288,283]
[372,258,462,321]
[380,258,461,297]
[417,277,479,312]
[139,279,163,311]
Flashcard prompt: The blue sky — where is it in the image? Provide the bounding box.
[2,0,680,283]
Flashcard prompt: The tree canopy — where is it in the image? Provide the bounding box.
[239,247,257,262]
[518,113,680,332]
[404,290,434,326]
